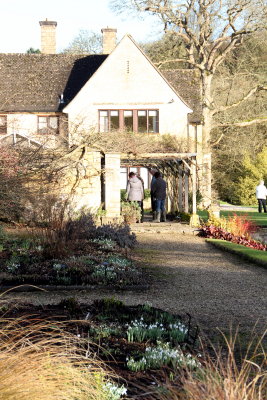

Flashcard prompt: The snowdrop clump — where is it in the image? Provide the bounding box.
[103,381,127,399]
[107,255,132,268]
[92,238,117,249]
[127,342,200,372]
[127,317,165,342]
[126,318,189,343]
[91,264,117,282]
[168,321,188,342]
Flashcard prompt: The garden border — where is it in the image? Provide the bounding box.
[0,283,150,292]
[206,239,267,269]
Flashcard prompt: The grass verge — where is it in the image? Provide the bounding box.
[206,239,267,268]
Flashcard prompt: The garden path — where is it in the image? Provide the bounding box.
[1,226,267,342]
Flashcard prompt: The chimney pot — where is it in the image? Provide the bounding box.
[39,20,57,54]
[101,27,117,54]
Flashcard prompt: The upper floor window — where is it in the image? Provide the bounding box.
[99,110,159,133]
[0,115,7,135]
[37,116,59,135]
[138,110,158,133]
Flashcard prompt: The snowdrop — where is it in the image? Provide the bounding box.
[103,381,127,399]
[127,342,201,371]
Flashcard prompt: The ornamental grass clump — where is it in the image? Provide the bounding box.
[158,330,267,400]
[0,317,120,400]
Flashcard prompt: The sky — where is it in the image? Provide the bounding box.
[0,0,162,53]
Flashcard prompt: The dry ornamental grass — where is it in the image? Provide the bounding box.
[0,317,112,400]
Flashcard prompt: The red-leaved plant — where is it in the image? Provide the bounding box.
[201,225,267,251]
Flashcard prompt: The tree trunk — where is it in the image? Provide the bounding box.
[199,71,213,205]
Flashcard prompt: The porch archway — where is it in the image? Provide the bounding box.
[120,152,198,217]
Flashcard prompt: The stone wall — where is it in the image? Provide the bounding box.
[22,147,102,222]
[60,149,102,213]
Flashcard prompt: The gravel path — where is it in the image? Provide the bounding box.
[1,231,267,339]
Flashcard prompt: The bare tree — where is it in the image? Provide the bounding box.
[111,0,267,150]
[62,30,102,54]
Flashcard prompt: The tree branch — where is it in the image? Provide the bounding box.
[212,85,266,114]
[215,118,267,128]
[210,133,224,147]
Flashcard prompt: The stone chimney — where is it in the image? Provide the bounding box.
[39,19,57,54]
[101,28,117,54]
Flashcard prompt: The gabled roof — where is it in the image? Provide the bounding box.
[0,53,107,112]
[0,51,201,122]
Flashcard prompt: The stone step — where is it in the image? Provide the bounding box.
[130,221,195,234]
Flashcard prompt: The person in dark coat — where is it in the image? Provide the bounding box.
[151,171,167,222]
[148,168,157,220]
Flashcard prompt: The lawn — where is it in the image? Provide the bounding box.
[198,210,267,227]
[206,239,267,268]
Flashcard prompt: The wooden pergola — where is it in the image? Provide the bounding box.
[121,152,198,217]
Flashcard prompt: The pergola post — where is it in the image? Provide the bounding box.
[190,157,200,227]
[178,163,183,212]
[184,167,189,213]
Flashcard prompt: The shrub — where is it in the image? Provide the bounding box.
[189,189,203,210]
[178,212,191,223]
[0,145,25,221]
[234,147,267,205]
[227,213,257,238]
[94,223,137,249]
[121,201,142,224]
[33,213,137,259]
[205,213,257,239]
[0,224,6,241]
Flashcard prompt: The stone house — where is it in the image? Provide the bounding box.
[0,21,210,219]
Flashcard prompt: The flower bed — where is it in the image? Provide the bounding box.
[2,298,200,399]
[199,213,267,251]
[0,216,144,288]
[0,239,144,287]
[201,225,267,251]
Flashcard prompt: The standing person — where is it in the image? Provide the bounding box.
[148,168,157,220]
[126,172,144,222]
[151,171,167,222]
[136,173,145,223]
[256,180,267,213]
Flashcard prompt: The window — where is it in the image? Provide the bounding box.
[124,110,133,131]
[148,110,158,133]
[110,110,119,130]
[0,115,7,135]
[99,110,120,132]
[99,110,159,133]
[37,116,59,134]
